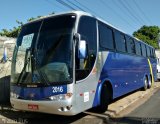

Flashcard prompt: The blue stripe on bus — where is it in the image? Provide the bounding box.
[92,52,157,107]
[11,85,67,100]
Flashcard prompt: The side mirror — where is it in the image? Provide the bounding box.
[78,40,87,59]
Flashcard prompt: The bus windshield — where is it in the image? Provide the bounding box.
[11,14,76,85]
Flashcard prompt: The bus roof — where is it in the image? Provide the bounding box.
[24,11,122,32]
[24,11,154,49]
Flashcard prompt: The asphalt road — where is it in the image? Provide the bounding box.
[111,89,160,124]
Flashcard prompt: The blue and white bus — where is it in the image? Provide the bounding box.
[10,11,157,115]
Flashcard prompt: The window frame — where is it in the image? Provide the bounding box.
[146,46,151,57]
[76,15,97,81]
[126,35,136,55]
[141,43,147,57]
[135,40,142,56]
[114,30,127,53]
[98,21,115,51]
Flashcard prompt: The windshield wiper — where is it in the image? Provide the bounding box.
[16,48,31,85]
[16,48,49,86]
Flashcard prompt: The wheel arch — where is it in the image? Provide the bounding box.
[96,79,113,106]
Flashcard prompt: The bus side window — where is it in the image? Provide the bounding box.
[76,16,97,81]
[146,46,150,57]
[126,36,135,54]
[135,40,141,56]
[141,43,147,57]
[150,48,153,58]
[98,22,114,51]
[114,31,126,53]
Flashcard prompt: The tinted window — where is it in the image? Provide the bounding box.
[126,36,135,54]
[76,16,97,81]
[153,49,156,58]
[150,48,155,58]
[78,16,97,52]
[17,21,42,47]
[141,43,147,57]
[37,15,76,67]
[35,15,76,83]
[146,46,150,57]
[135,40,141,56]
[114,31,126,52]
[99,22,114,50]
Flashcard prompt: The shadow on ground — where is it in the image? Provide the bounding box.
[0,106,87,124]
[108,116,160,124]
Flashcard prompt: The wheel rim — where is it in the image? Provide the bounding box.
[148,77,152,88]
[144,78,148,89]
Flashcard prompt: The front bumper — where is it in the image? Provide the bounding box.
[10,98,77,116]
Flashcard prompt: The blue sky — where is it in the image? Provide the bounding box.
[0,0,160,35]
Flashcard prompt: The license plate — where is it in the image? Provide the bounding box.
[28,104,39,110]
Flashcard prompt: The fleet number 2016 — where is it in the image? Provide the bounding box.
[52,86,63,93]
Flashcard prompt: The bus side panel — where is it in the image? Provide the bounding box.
[73,51,156,112]
[93,51,146,107]
[98,52,149,99]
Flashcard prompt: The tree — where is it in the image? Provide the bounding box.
[0,28,20,38]
[0,20,23,37]
[0,12,54,38]
[133,25,160,49]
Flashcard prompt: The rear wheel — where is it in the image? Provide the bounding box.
[148,76,152,89]
[142,77,148,91]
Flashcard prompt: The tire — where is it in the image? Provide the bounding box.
[142,77,148,91]
[148,76,152,89]
[95,84,111,113]
[0,76,10,105]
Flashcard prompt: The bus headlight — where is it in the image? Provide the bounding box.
[49,93,72,101]
[10,92,19,98]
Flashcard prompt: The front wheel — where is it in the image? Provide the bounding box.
[95,84,111,113]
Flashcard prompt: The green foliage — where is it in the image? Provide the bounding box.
[0,27,21,38]
[133,25,160,49]
[0,12,54,38]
